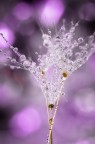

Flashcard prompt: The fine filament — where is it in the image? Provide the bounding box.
[47,81,64,144]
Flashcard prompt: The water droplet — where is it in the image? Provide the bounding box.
[71,21,74,26]
[11,58,16,63]
[42,34,50,40]
[10,66,15,69]
[20,55,26,62]
[35,52,38,55]
[78,37,84,43]
[91,47,95,53]
[16,66,21,69]
[14,47,18,52]
[62,92,65,96]
[23,60,31,68]
[85,44,89,49]
[48,29,51,35]
[88,35,94,44]
[10,46,14,49]
[43,39,50,47]
[75,52,81,58]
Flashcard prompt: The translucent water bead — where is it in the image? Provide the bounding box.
[23,60,31,69]
[13,47,18,52]
[0,22,95,106]
[78,37,84,44]
[11,58,16,63]
[88,35,94,44]
[20,55,26,62]
[42,34,51,48]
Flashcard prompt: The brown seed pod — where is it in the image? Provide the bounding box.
[42,70,45,75]
[49,118,53,125]
[48,104,54,109]
[62,71,68,78]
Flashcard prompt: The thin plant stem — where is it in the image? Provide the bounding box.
[50,130,53,144]
[47,81,64,144]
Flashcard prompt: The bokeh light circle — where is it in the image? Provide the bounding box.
[0,23,15,48]
[74,88,95,113]
[9,107,41,137]
[40,0,65,26]
[13,2,32,21]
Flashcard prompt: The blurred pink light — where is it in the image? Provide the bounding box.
[10,107,41,137]
[0,23,15,48]
[74,88,95,113]
[76,140,90,144]
[40,0,65,26]
[13,2,32,21]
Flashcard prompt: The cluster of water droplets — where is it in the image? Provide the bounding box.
[41,21,95,73]
[0,21,95,105]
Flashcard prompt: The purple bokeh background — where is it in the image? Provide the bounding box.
[0,0,95,144]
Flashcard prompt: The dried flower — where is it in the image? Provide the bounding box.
[0,21,95,106]
[0,21,95,144]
